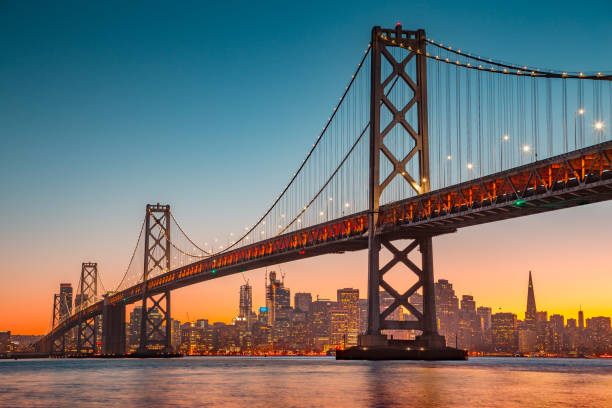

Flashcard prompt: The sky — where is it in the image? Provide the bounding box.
[1,1,612,334]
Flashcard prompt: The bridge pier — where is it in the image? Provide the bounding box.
[102,299,126,355]
[339,24,463,360]
[137,204,172,354]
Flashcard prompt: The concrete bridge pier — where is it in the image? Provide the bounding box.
[102,298,126,355]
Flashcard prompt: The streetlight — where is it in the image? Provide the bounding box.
[501,135,509,170]
[574,108,585,149]
[595,121,605,143]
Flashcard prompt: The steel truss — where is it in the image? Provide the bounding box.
[139,204,172,352]
[76,263,99,354]
[51,293,65,354]
[364,25,444,347]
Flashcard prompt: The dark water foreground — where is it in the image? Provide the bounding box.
[0,357,610,407]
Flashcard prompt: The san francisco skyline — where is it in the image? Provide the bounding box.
[1,1,612,336]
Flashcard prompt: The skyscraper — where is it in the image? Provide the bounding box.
[525,271,537,324]
[578,309,584,329]
[294,292,312,314]
[491,312,518,352]
[266,271,285,325]
[435,279,459,346]
[239,282,252,327]
[337,288,359,347]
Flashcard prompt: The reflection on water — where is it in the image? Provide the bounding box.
[0,357,611,407]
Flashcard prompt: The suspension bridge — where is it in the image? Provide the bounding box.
[35,25,612,358]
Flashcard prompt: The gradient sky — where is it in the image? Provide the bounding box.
[2,1,612,334]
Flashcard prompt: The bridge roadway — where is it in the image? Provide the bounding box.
[45,140,612,342]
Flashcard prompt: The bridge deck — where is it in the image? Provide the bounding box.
[43,141,612,342]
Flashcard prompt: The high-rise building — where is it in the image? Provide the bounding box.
[266,271,290,325]
[435,279,459,346]
[477,307,492,350]
[59,283,73,320]
[170,319,181,351]
[239,283,253,328]
[337,288,359,347]
[518,326,536,353]
[491,313,518,352]
[578,309,584,329]
[329,308,349,349]
[311,298,335,351]
[458,295,478,350]
[525,271,537,324]
[294,292,312,314]
[180,322,205,355]
[359,299,368,334]
[128,306,142,350]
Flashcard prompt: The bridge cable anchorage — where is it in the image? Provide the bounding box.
[425,38,612,80]
[213,43,372,254]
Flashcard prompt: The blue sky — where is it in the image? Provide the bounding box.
[2,1,612,332]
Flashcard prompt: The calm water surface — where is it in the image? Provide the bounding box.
[0,357,611,407]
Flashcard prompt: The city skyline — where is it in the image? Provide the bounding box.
[2,2,612,336]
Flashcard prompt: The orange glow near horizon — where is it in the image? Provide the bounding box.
[2,202,611,335]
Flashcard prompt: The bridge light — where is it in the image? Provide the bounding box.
[467,163,473,169]
[514,200,527,207]
[344,202,350,208]
[319,211,324,216]
[523,145,531,152]
[503,134,509,141]
[447,155,452,160]
[328,197,333,201]
[594,121,604,130]
[212,269,216,274]
[578,108,585,115]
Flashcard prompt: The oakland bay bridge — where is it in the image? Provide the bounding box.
[36,25,612,359]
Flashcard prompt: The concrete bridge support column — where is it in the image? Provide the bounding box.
[102,299,126,355]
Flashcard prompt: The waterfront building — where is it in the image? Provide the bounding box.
[359,299,368,334]
[329,308,349,349]
[311,298,335,351]
[435,279,459,347]
[0,331,10,353]
[491,313,518,352]
[477,306,492,350]
[458,295,478,350]
[337,288,359,346]
[518,326,536,353]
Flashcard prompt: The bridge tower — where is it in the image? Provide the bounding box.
[360,24,445,349]
[76,262,99,354]
[50,293,65,354]
[138,204,172,353]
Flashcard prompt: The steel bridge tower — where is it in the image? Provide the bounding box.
[50,293,65,354]
[138,204,172,353]
[76,262,99,354]
[360,24,446,350]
